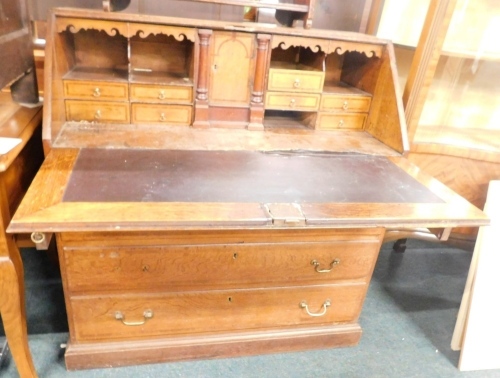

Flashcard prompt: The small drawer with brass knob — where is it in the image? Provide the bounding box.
[268,68,324,93]
[65,100,130,123]
[265,92,320,111]
[130,84,193,104]
[316,113,367,130]
[320,94,371,113]
[131,103,192,125]
[63,80,129,101]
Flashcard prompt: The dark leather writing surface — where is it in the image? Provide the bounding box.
[63,149,444,204]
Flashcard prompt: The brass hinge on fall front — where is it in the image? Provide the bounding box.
[263,203,306,227]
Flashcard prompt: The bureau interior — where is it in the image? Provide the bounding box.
[60,28,128,81]
[58,27,196,85]
[129,32,195,85]
[46,12,406,155]
[270,44,325,71]
[264,45,378,131]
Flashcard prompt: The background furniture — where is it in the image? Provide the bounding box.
[0,92,43,378]
[368,0,500,249]
[28,0,377,33]
[0,0,39,103]
[452,181,500,370]
[0,0,43,376]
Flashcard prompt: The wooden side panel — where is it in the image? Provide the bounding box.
[341,45,408,154]
[209,31,255,107]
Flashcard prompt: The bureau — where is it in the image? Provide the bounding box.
[8,8,488,371]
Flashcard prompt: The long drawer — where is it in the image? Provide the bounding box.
[65,100,130,123]
[70,284,367,341]
[63,80,128,101]
[62,240,380,293]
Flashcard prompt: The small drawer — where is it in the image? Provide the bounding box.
[63,80,128,101]
[70,284,367,341]
[65,100,130,123]
[130,84,193,104]
[316,113,367,130]
[131,103,192,125]
[62,240,380,293]
[320,95,371,113]
[268,69,324,93]
[265,92,320,111]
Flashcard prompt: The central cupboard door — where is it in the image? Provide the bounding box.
[209,31,255,107]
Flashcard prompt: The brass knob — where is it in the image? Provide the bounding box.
[160,112,166,122]
[158,90,166,100]
[293,79,300,88]
[342,100,348,110]
[94,110,102,120]
[93,87,101,97]
[338,119,344,128]
[289,98,296,108]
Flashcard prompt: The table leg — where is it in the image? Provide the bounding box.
[1,178,37,378]
[0,243,37,378]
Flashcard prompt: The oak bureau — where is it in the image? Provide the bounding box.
[8,8,488,370]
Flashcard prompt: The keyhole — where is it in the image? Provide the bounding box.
[233,253,238,259]
[228,297,232,303]
[142,265,149,272]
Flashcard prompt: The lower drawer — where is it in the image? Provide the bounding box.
[131,103,192,125]
[316,113,367,130]
[265,92,320,111]
[70,284,367,341]
[320,95,371,113]
[65,100,130,123]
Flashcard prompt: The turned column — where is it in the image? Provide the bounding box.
[193,29,212,128]
[249,34,271,131]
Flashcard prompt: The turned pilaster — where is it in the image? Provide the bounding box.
[193,29,212,128]
[196,29,212,102]
[249,34,271,131]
